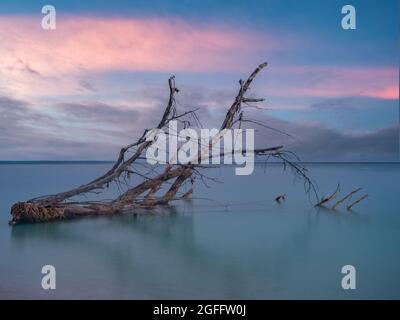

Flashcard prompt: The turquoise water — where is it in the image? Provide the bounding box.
[0,163,399,299]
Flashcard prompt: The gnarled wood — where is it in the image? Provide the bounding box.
[9,63,316,225]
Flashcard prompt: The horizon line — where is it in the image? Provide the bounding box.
[0,160,399,165]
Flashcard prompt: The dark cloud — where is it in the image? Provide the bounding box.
[238,112,399,162]
[79,80,97,92]
[56,102,138,126]
[286,123,399,162]
[0,97,125,160]
[14,58,46,79]
[0,96,29,109]
[0,95,52,132]
[0,92,398,162]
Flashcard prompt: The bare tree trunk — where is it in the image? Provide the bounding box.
[9,63,316,225]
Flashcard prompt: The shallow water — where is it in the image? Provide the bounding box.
[0,162,399,299]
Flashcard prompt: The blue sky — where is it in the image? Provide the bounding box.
[0,0,398,161]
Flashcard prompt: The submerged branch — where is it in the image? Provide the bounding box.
[332,188,362,210]
[315,184,340,207]
[347,194,368,210]
[9,62,319,225]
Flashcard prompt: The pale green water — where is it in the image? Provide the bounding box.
[0,163,399,299]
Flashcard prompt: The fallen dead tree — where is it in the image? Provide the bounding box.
[9,63,317,225]
[316,185,368,211]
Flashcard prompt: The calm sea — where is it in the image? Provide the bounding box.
[0,162,399,299]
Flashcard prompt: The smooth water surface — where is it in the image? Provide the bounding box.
[0,163,399,299]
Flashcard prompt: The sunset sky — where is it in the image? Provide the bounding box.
[0,0,398,161]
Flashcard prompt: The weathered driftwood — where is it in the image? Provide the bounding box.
[332,187,362,210]
[274,194,286,203]
[347,194,368,210]
[315,184,340,207]
[9,63,316,225]
[314,185,368,212]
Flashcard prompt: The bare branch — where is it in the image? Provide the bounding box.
[332,188,362,210]
[315,184,340,207]
[347,194,368,210]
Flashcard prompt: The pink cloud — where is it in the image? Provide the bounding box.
[0,15,287,98]
[266,66,398,100]
[368,85,398,100]
[0,16,275,76]
[0,15,396,104]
